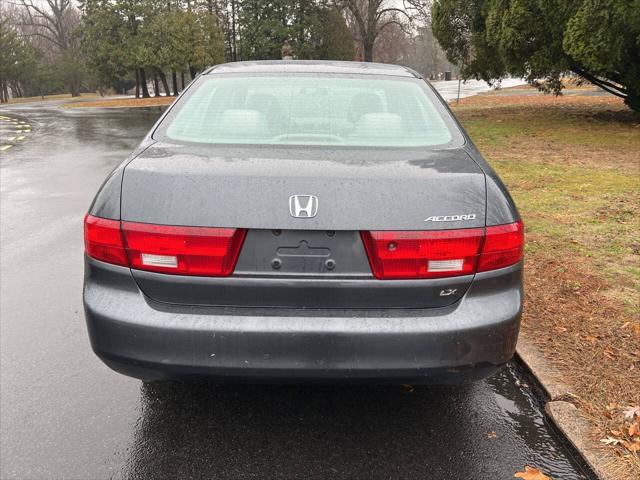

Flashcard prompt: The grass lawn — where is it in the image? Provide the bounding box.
[452,88,640,476]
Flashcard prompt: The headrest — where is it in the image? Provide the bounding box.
[349,93,384,120]
[246,94,279,114]
[216,109,268,138]
[354,113,403,138]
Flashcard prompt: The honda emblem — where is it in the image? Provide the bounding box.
[289,195,318,218]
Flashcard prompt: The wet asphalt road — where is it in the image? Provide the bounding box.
[0,95,592,480]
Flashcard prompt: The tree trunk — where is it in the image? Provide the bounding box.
[135,69,140,99]
[139,68,151,98]
[189,65,197,80]
[363,40,374,62]
[70,80,80,97]
[153,73,160,97]
[231,0,237,61]
[172,70,179,96]
[181,71,185,90]
[157,69,170,96]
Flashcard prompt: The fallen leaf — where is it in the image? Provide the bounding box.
[600,436,623,446]
[585,335,598,343]
[610,429,622,436]
[487,431,497,438]
[623,405,640,419]
[603,346,616,359]
[514,466,551,480]
[629,421,639,437]
[623,441,640,453]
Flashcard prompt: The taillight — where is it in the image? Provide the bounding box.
[84,215,128,266]
[361,228,484,279]
[477,220,524,272]
[361,221,523,280]
[121,222,246,276]
[84,215,246,276]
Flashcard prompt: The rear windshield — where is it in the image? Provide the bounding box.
[161,75,454,147]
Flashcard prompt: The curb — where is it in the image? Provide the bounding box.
[516,337,619,480]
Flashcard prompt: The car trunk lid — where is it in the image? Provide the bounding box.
[121,142,486,308]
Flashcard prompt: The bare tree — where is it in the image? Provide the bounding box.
[374,17,410,64]
[338,0,410,62]
[401,1,457,79]
[402,0,432,25]
[17,0,82,96]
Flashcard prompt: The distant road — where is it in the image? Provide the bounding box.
[433,78,527,102]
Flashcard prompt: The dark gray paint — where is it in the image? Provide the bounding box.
[131,270,473,309]
[463,143,520,225]
[85,257,522,382]
[88,166,123,219]
[121,143,487,230]
[88,137,156,219]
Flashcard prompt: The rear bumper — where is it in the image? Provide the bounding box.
[83,258,522,384]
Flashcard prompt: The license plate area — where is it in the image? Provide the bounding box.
[234,229,373,277]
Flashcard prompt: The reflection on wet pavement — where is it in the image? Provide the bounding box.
[117,365,591,480]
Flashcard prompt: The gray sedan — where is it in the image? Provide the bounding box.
[83,61,523,383]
